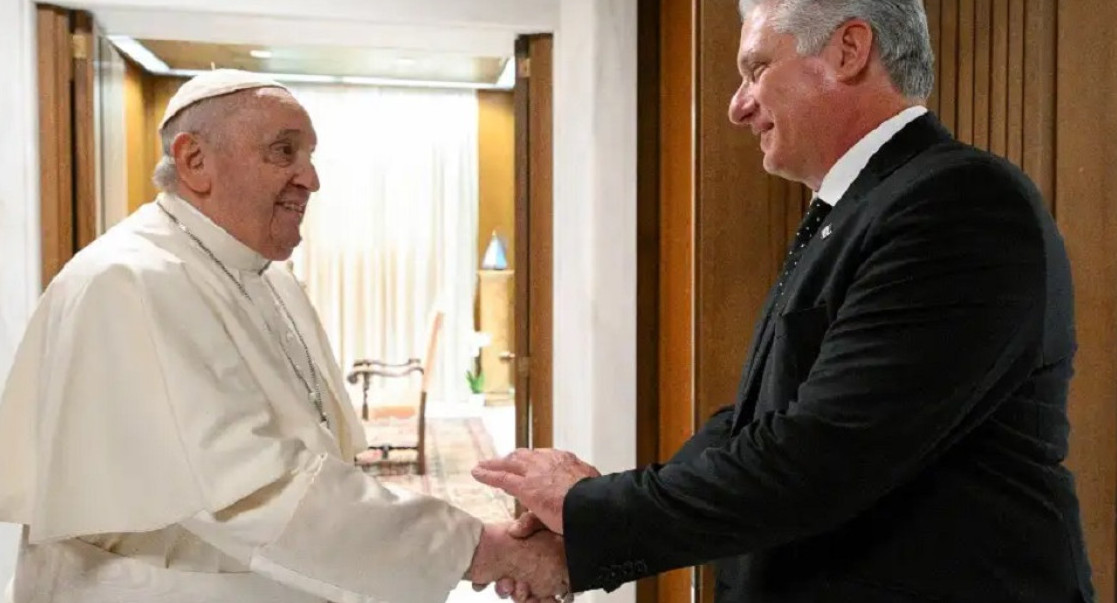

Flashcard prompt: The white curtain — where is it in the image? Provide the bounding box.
[288,84,479,408]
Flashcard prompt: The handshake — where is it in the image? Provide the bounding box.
[462,449,603,603]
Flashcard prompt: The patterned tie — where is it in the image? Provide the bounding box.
[775,197,833,296]
[731,196,836,427]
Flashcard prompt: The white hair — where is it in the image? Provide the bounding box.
[738,0,934,100]
[152,91,254,193]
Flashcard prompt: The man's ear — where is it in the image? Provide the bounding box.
[170,132,213,195]
[830,18,875,84]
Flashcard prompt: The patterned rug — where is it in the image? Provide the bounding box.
[367,417,515,523]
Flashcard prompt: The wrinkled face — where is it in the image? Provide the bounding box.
[728,5,840,185]
[207,88,319,261]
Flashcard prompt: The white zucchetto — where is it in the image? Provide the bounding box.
[159,68,288,130]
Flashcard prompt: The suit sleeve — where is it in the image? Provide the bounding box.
[666,405,736,464]
[563,161,1049,592]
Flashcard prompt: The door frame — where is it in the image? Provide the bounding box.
[513,34,554,451]
[37,3,100,287]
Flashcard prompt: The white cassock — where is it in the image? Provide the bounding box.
[0,193,482,602]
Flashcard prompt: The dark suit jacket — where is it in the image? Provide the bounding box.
[563,114,1094,602]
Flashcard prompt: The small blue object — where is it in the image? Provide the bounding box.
[481,232,509,270]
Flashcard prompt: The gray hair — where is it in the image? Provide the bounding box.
[738,0,934,100]
[152,91,254,192]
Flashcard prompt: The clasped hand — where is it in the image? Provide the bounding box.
[468,449,603,603]
[465,517,568,603]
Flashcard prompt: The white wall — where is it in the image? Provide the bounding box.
[552,0,638,487]
[0,0,40,588]
[66,0,557,56]
[552,2,638,603]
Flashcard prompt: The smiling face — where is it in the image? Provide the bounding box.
[172,87,320,261]
[728,4,844,188]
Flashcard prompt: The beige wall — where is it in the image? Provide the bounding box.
[124,64,182,213]
[477,90,516,270]
[145,77,184,207]
[123,60,147,213]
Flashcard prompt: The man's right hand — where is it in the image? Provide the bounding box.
[509,512,547,539]
[465,522,569,603]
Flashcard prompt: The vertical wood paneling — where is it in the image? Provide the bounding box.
[657,0,696,471]
[72,12,97,250]
[695,0,776,448]
[972,0,992,151]
[924,0,941,115]
[925,0,1114,597]
[635,2,701,601]
[956,0,975,143]
[1006,0,1025,167]
[526,35,553,450]
[37,5,73,288]
[938,0,959,133]
[635,0,661,474]
[695,2,785,602]
[512,37,531,456]
[1022,0,1056,209]
[636,7,662,603]
[1057,0,1117,598]
[512,34,554,457]
[989,0,1009,157]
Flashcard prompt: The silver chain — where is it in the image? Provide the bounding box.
[157,202,329,427]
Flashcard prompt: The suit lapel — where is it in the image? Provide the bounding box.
[731,113,953,430]
[731,282,783,423]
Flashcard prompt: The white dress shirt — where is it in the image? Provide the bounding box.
[815,105,929,206]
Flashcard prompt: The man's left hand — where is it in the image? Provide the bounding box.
[473,449,601,535]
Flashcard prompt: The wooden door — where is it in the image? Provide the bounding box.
[37,4,101,287]
[635,2,701,603]
[513,34,554,451]
[1053,1,1117,599]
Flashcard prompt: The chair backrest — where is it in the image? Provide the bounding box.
[414,310,444,473]
[419,310,444,393]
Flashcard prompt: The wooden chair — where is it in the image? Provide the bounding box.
[348,311,443,475]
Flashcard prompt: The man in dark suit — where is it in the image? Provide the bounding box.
[474,0,1094,601]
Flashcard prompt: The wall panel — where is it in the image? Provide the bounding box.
[1056,0,1117,599]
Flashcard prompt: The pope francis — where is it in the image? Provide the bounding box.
[0,70,566,602]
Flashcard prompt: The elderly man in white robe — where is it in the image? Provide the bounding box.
[0,69,567,603]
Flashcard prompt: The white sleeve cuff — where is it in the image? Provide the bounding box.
[183,452,482,603]
[252,454,482,603]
